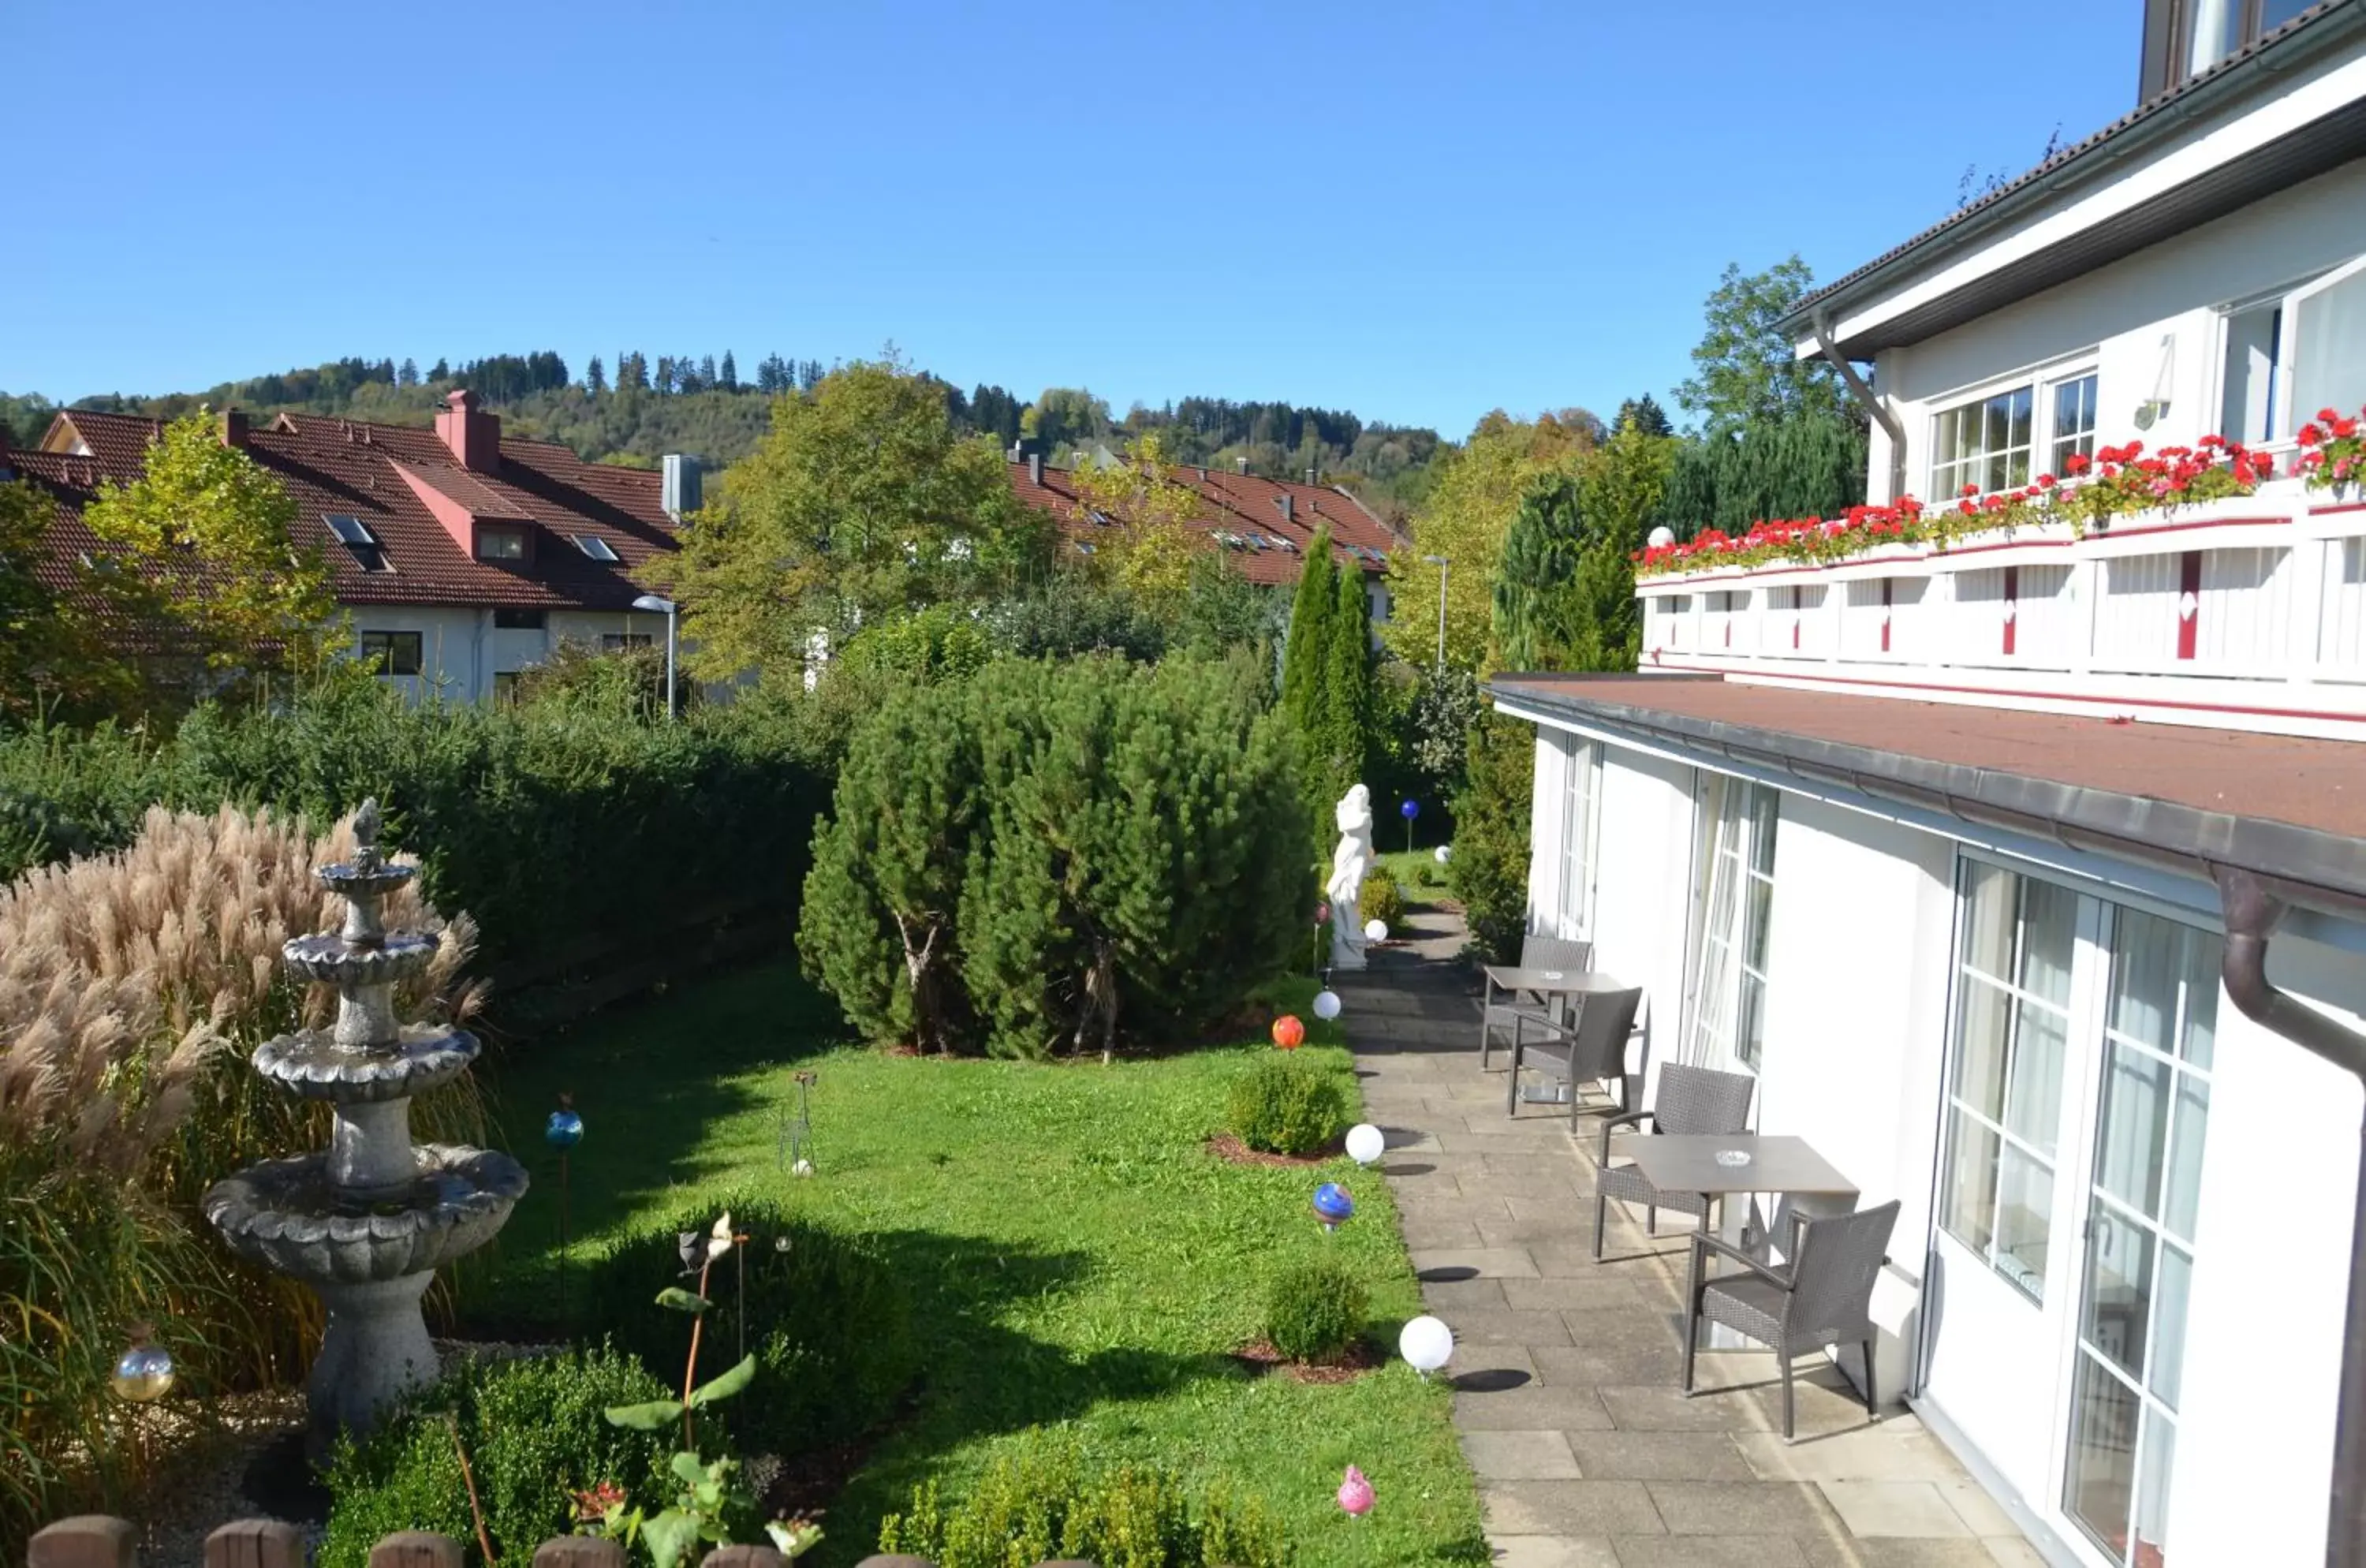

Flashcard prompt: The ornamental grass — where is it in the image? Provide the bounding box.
[0,803,484,1559]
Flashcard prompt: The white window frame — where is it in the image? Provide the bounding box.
[2047,370,2100,478]
[1684,775,1778,1073]
[1557,735,1600,941]
[1926,358,2102,500]
[2215,252,2366,444]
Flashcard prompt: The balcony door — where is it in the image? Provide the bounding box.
[1682,774,1778,1077]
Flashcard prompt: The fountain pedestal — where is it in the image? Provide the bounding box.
[203,801,527,1461]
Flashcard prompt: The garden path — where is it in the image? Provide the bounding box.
[1337,905,2043,1568]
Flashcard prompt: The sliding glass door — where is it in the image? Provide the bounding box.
[1685,774,1777,1074]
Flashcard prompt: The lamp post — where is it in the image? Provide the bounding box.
[1420,554,1449,670]
[631,593,678,719]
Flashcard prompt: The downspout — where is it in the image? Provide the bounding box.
[2215,867,2366,1568]
[1812,308,1908,503]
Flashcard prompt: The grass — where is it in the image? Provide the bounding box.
[1371,847,1456,912]
[466,962,1486,1567]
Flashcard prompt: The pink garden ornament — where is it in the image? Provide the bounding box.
[1337,1465,1375,1518]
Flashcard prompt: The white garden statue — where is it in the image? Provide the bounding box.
[1327,784,1375,971]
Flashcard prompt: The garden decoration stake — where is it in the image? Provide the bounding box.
[446,1413,497,1566]
[1401,796,1419,854]
[110,1320,174,1521]
[778,1070,817,1176]
[547,1093,584,1326]
[1312,902,1330,978]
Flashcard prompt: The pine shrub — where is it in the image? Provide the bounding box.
[1263,1259,1369,1363]
[1226,1057,1346,1156]
[318,1346,683,1568]
[577,1196,918,1462]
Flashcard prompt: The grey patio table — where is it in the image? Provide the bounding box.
[1478,966,1635,1086]
[1616,1133,1860,1350]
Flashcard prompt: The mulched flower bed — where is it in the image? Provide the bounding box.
[1230,1337,1385,1385]
[1203,1133,1340,1167]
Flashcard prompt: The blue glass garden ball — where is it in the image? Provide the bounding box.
[1401,798,1420,819]
[1312,1182,1355,1229]
[546,1109,584,1150]
[111,1342,174,1403]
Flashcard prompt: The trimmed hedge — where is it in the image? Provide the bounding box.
[1263,1260,1368,1363]
[577,1196,919,1462]
[1226,1057,1346,1157]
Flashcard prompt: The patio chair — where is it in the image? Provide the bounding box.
[1480,935,1594,1070]
[1681,1199,1901,1441]
[1503,984,1644,1126]
[1592,1062,1755,1260]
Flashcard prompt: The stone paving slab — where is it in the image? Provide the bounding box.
[1340,927,2041,1568]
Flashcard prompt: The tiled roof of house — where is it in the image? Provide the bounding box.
[16,401,681,611]
[1007,459,1400,586]
[1782,0,2357,336]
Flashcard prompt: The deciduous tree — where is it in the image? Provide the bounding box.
[1065,432,1203,622]
[1674,256,1857,437]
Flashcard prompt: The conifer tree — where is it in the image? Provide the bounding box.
[1279,525,1336,743]
[1493,472,1585,671]
[719,351,737,392]
[585,356,606,394]
[1313,563,1373,803]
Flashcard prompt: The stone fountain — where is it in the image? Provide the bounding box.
[203,801,528,1459]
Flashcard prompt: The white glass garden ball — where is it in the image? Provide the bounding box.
[1648,525,1677,549]
[1345,1123,1386,1165]
[1312,988,1343,1021]
[1364,918,1389,943]
[1399,1315,1454,1374]
[1434,845,1452,864]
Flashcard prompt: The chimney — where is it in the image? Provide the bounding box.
[1235,456,1249,474]
[662,454,703,520]
[218,408,248,450]
[1304,466,1317,486]
[434,389,502,472]
[1028,453,1043,487]
[1278,495,1294,525]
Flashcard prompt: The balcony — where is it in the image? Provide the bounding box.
[1634,485,2366,739]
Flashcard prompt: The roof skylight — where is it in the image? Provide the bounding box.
[573,535,621,562]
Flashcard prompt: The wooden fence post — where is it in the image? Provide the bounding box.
[27,1517,136,1568]
[204,1520,307,1568]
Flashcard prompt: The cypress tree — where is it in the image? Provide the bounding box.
[1280,525,1336,741]
[1493,472,1585,671]
[1315,563,1374,805]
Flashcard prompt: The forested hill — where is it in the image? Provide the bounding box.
[9,349,1446,521]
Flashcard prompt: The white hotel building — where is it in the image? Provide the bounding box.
[1495,3,2366,1563]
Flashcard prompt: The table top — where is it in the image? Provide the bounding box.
[1484,966,1633,995]
[1619,1133,1859,1198]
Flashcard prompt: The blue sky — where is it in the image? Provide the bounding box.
[2,1,2138,439]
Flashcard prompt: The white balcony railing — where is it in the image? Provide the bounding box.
[1633,486,2366,739]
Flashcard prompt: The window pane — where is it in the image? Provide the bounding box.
[2134,1413,2176,1566]
[2006,999,2068,1157]
[2108,909,2183,1051]
[1962,863,2015,978]
[1996,1142,2054,1298]
[2018,879,2078,1006]
[2151,1243,2192,1410]
[1737,971,1766,1069]
[2164,1076,2208,1243]
[1942,1111,2001,1260]
[2095,1042,2172,1219]
[2082,1204,2155,1385]
[1744,877,1774,973]
[1956,976,2013,1122]
[1748,786,1778,875]
[2008,386,2033,450]
[2293,264,2366,433]
[2065,1351,2141,1562]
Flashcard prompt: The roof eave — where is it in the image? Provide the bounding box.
[1485,674,2366,924]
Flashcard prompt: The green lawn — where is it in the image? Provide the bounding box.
[1372,848,1456,912]
[468,962,1485,1567]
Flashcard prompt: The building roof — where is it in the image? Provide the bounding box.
[1782,0,2366,359]
[16,404,680,611]
[1487,672,2366,920]
[1006,458,1400,585]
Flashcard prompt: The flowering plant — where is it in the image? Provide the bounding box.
[1635,427,2287,578]
[2297,405,2365,493]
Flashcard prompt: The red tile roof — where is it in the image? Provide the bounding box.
[1006,459,1400,586]
[17,405,680,611]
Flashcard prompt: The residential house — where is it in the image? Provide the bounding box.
[9,391,686,702]
[1494,4,2366,1564]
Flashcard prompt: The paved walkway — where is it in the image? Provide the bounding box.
[1337,903,2041,1568]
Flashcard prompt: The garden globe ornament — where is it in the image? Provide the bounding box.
[1338,1465,1375,1518]
[544,1102,584,1150]
[1312,987,1342,1021]
[1364,917,1389,944]
[1271,1013,1306,1051]
[1434,844,1452,865]
[1399,1314,1454,1376]
[110,1323,174,1404]
[1312,1182,1355,1232]
[1325,785,1375,971]
[1345,1122,1386,1166]
[1400,796,1419,853]
[1648,525,1676,550]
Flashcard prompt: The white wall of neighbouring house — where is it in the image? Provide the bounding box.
[345,606,666,704]
[1873,155,2366,498]
[2171,925,2365,1566]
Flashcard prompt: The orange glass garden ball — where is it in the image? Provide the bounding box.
[1271,1014,1306,1050]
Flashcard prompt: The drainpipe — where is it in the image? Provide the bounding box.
[2214,866,2366,1568]
[1812,308,1908,504]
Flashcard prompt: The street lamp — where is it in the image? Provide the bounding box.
[630,593,678,719]
[1420,554,1450,670]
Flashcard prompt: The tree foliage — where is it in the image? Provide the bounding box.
[644,359,1048,689]
[1674,256,1857,437]
[1653,414,1866,541]
[1492,474,1585,674]
[1448,714,1536,964]
[1065,432,1204,621]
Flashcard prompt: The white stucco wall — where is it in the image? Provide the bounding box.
[346,605,665,704]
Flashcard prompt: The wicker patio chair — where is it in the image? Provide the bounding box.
[1503,984,1644,1126]
[1480,935,1595,1070]
[1681,1198,1901,1440]
[1592,1062,1756,1260]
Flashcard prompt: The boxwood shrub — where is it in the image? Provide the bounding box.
[1226,1056,1346,1156]
[1263,1259,1368,1363]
